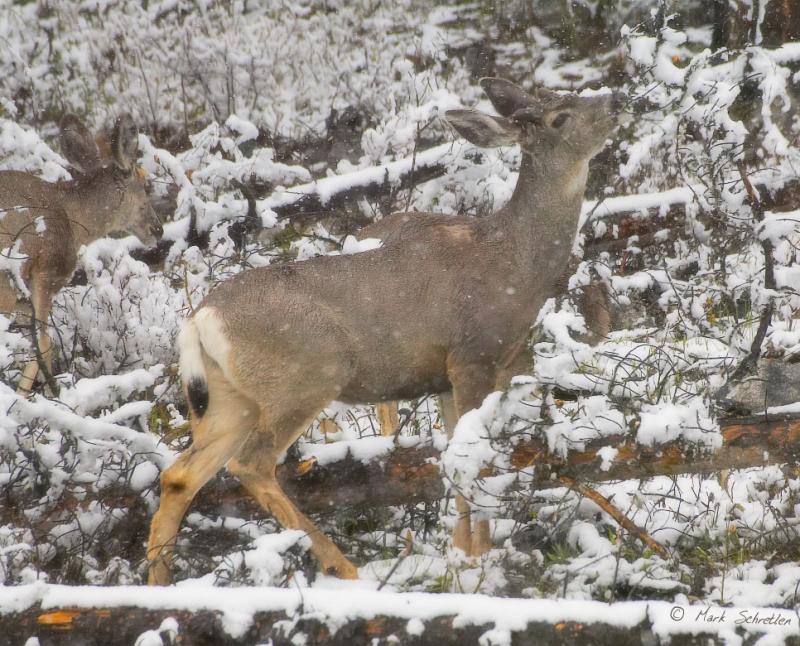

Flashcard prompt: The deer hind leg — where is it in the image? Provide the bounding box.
[376,401,399,437]
[439,392,471,553]
[18,277,54,395]
[228,402,358,579]
[147,362,258,585]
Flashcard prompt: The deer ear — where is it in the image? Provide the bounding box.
[110,113,139,172]
[59,114,101,175]
[444,109,520,148]
[479,78,535,117]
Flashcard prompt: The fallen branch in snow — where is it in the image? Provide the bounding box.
[265,414,800,514]
[557,475,670,558]
[136,165,800,272]
[580,175,800,261]
[265,143,451,224]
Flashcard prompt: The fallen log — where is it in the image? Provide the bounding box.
[271,414,800,515]
[580,177,800,260]
[23,416,797,545]
[265,155,800,232]
[133,143,450,266]
[1,598,752,646]
[266,145,449,224]
[0,606,713,646]
[135,159,800,270]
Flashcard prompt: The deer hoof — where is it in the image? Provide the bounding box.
[325,559,359,580]
[146,559,173,586]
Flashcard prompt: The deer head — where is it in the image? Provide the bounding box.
[445,78,623,167]
[60,113,162,246]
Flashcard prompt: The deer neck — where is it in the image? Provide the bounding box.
[490,150,588,277]
[60,172,119,248]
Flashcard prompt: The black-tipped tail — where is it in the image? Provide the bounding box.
[187,377,209,417]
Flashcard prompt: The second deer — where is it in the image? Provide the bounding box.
[147,78,623,583]
[0,114,162,393]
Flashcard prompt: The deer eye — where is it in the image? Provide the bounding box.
[551,112,571,128]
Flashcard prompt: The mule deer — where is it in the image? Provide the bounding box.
[147,78,623,583]
[0,113,162,392]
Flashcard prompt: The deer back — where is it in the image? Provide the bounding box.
[194,81,623,405]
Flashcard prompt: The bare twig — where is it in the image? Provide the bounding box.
[726,162,775,384]
[557,475,670,559]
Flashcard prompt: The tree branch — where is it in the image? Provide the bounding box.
[725,163,775,385]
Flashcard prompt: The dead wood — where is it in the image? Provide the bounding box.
[4,603,717,646]
[557,475,670,558]
[267,414,800,514]
[135,160,800,270]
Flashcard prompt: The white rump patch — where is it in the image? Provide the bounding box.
[178,318,205,385]
[193,306,233,377]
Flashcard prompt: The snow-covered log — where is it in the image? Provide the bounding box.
[582,176,800,259]
[266,143,451,223]
[136,167,800,270]
[269,414,800,514]
[0,605,714,646]
[4,584,789,645]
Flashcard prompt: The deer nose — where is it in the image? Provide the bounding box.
[610,92,627,114]
[151,221,163,239]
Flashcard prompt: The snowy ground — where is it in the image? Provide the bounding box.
[4,581,800,644]
[2,1,800,644]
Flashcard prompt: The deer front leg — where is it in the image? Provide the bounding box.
[18,278,55,395]
[376,401,399,437]
[445,362,496,557]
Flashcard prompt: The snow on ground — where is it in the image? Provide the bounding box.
[1,2,800,642]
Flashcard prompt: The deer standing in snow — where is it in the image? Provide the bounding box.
[147,79,623,582]
[0,114,162,393]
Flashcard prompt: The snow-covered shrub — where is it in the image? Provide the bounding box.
[1,1,470,137]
